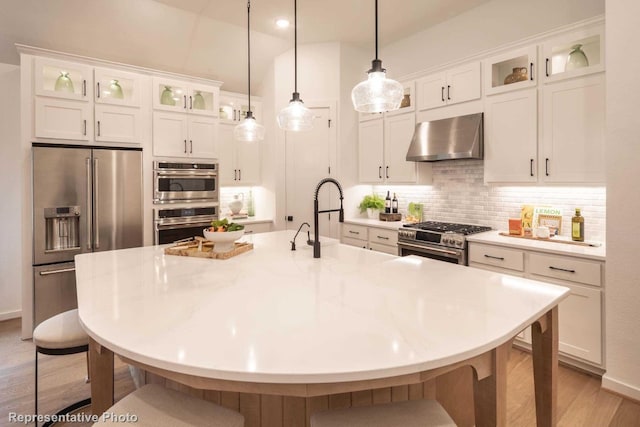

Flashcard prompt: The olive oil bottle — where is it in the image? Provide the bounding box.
[571,208,584,242]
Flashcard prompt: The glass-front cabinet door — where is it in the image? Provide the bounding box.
[94,67,142,107]
[542,25,604,83]
[187,84,219,117]
[219,94,250,123]
[483,46,537,96]
[34,57,92,101]
[152,77,189,112]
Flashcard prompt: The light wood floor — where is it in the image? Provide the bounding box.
[1,318,639,427]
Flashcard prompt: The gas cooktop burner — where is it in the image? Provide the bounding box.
[403,221,492,236]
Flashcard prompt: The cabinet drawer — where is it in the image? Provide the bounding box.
[529,253,601,287]
[243,222,271,235]
[342,224,368,241]
[468,243,524,272]
[342,236,368,249]
[369,242,399,255]
[368,228,398,246]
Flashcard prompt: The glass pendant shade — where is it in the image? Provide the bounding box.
[234,112,265,142]
[351,68,403,113]
[277,93,314,131]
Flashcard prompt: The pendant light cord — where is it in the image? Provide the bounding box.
[374,0,378,61]
[294,0,298,93]
[247,0,252,113]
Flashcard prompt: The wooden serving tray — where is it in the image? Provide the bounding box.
[379,212,402,221]
[165,238,253,259]
[498,232,602,247]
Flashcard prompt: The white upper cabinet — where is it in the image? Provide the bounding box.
[541,73,605,183]
[95,105,142,144]
[542,24,604,83]
[358,118,385,182]
[152,77,219,117]
[152,112,218,159]
[34,57,92,101]
[219,92,262,124]
[417,62,481,111]
[483,46,537,96]
[218,122,261,185]
[35,97,91,141]
[94,67,142,107]
[484,88,538,183]
[383,113,418,183]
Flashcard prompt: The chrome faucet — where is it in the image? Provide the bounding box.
[313,178,344,258]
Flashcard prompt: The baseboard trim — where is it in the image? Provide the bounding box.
[0,310,21,322]
[602,375,640,402]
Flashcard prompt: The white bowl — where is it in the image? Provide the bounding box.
[203,228,245,253]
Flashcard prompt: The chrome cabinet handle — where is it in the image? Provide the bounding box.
[484,254,505,261]
[93,158,100,249]
[549,266,576,273]
[86,158,92,250]
[39,267,76,276]
[96,82,100,98]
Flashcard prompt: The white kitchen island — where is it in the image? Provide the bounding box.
[76,230,569,427]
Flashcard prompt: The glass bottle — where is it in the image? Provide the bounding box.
[109,79,124,99]
[192,91,206,110]
[385,191,391,214]
[160,86,175,106]
[247,189,255,217]
[54,71,74,93]
[571,208,584,242]
[392,193,398,213]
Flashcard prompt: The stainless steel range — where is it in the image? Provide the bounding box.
[397,221,492,265]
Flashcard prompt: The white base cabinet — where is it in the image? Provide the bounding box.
[341,223,399,255]
[469,242,604,368]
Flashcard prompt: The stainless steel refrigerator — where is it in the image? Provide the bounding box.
[32,145,143,327]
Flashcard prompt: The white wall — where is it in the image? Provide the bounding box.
[602,0,640,401]
[0,62,22,320]
[381,0,605,79]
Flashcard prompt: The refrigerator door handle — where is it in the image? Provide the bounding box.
[93,158,100,249]
[39,267,76,276]
[86,158,92,250]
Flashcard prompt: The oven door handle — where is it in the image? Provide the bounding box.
[156,221,212,231]
[398,242,462,257]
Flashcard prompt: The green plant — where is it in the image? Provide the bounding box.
[358,194,385,213]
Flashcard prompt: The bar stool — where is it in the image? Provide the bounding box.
[33,309,91,426]
[310,399,457,427]
[92,384,245,426]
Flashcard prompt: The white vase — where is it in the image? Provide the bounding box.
[366,208,379,219]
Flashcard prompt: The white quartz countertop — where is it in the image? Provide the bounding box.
[467,230,606,261]
[344,217,408,230]
[75,230,569,385]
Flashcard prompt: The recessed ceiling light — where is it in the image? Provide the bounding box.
[275,18,290,29]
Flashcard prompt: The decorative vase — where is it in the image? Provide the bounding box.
[247,189,255,217]
[54,72,74,93]
[229,194,244,215]
[109,79,124,99]
[192,91,206,110]
[400,93,411,108]
[566,44,589,70]
[160,86,175,106]
[503,67,528,85]
[366,208,379,219]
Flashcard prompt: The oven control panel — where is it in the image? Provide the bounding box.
[398,229,466,249]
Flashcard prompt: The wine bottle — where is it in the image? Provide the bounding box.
[571,208,584,242]
[392,193,398,213]
[385,191,391,214]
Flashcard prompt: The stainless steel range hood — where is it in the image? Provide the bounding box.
[406,113,483,162]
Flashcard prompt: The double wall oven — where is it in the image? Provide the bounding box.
[398,221,492,265]
[153,161,219,244]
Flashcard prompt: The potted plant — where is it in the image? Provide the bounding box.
[358,194,385,219]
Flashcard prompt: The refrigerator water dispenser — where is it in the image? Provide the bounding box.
[44,206,80,251]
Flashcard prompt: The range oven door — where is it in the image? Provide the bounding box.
[398,241,465,265]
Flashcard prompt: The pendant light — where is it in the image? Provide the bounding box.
[351,0,403,113]
[234,0,265,142]
[277,0,314,131]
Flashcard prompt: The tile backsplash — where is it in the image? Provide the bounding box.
[373,160,606,242]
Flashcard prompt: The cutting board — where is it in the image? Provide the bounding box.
[164,238,253,259]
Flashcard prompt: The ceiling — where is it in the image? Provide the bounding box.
[0,0,491,92]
